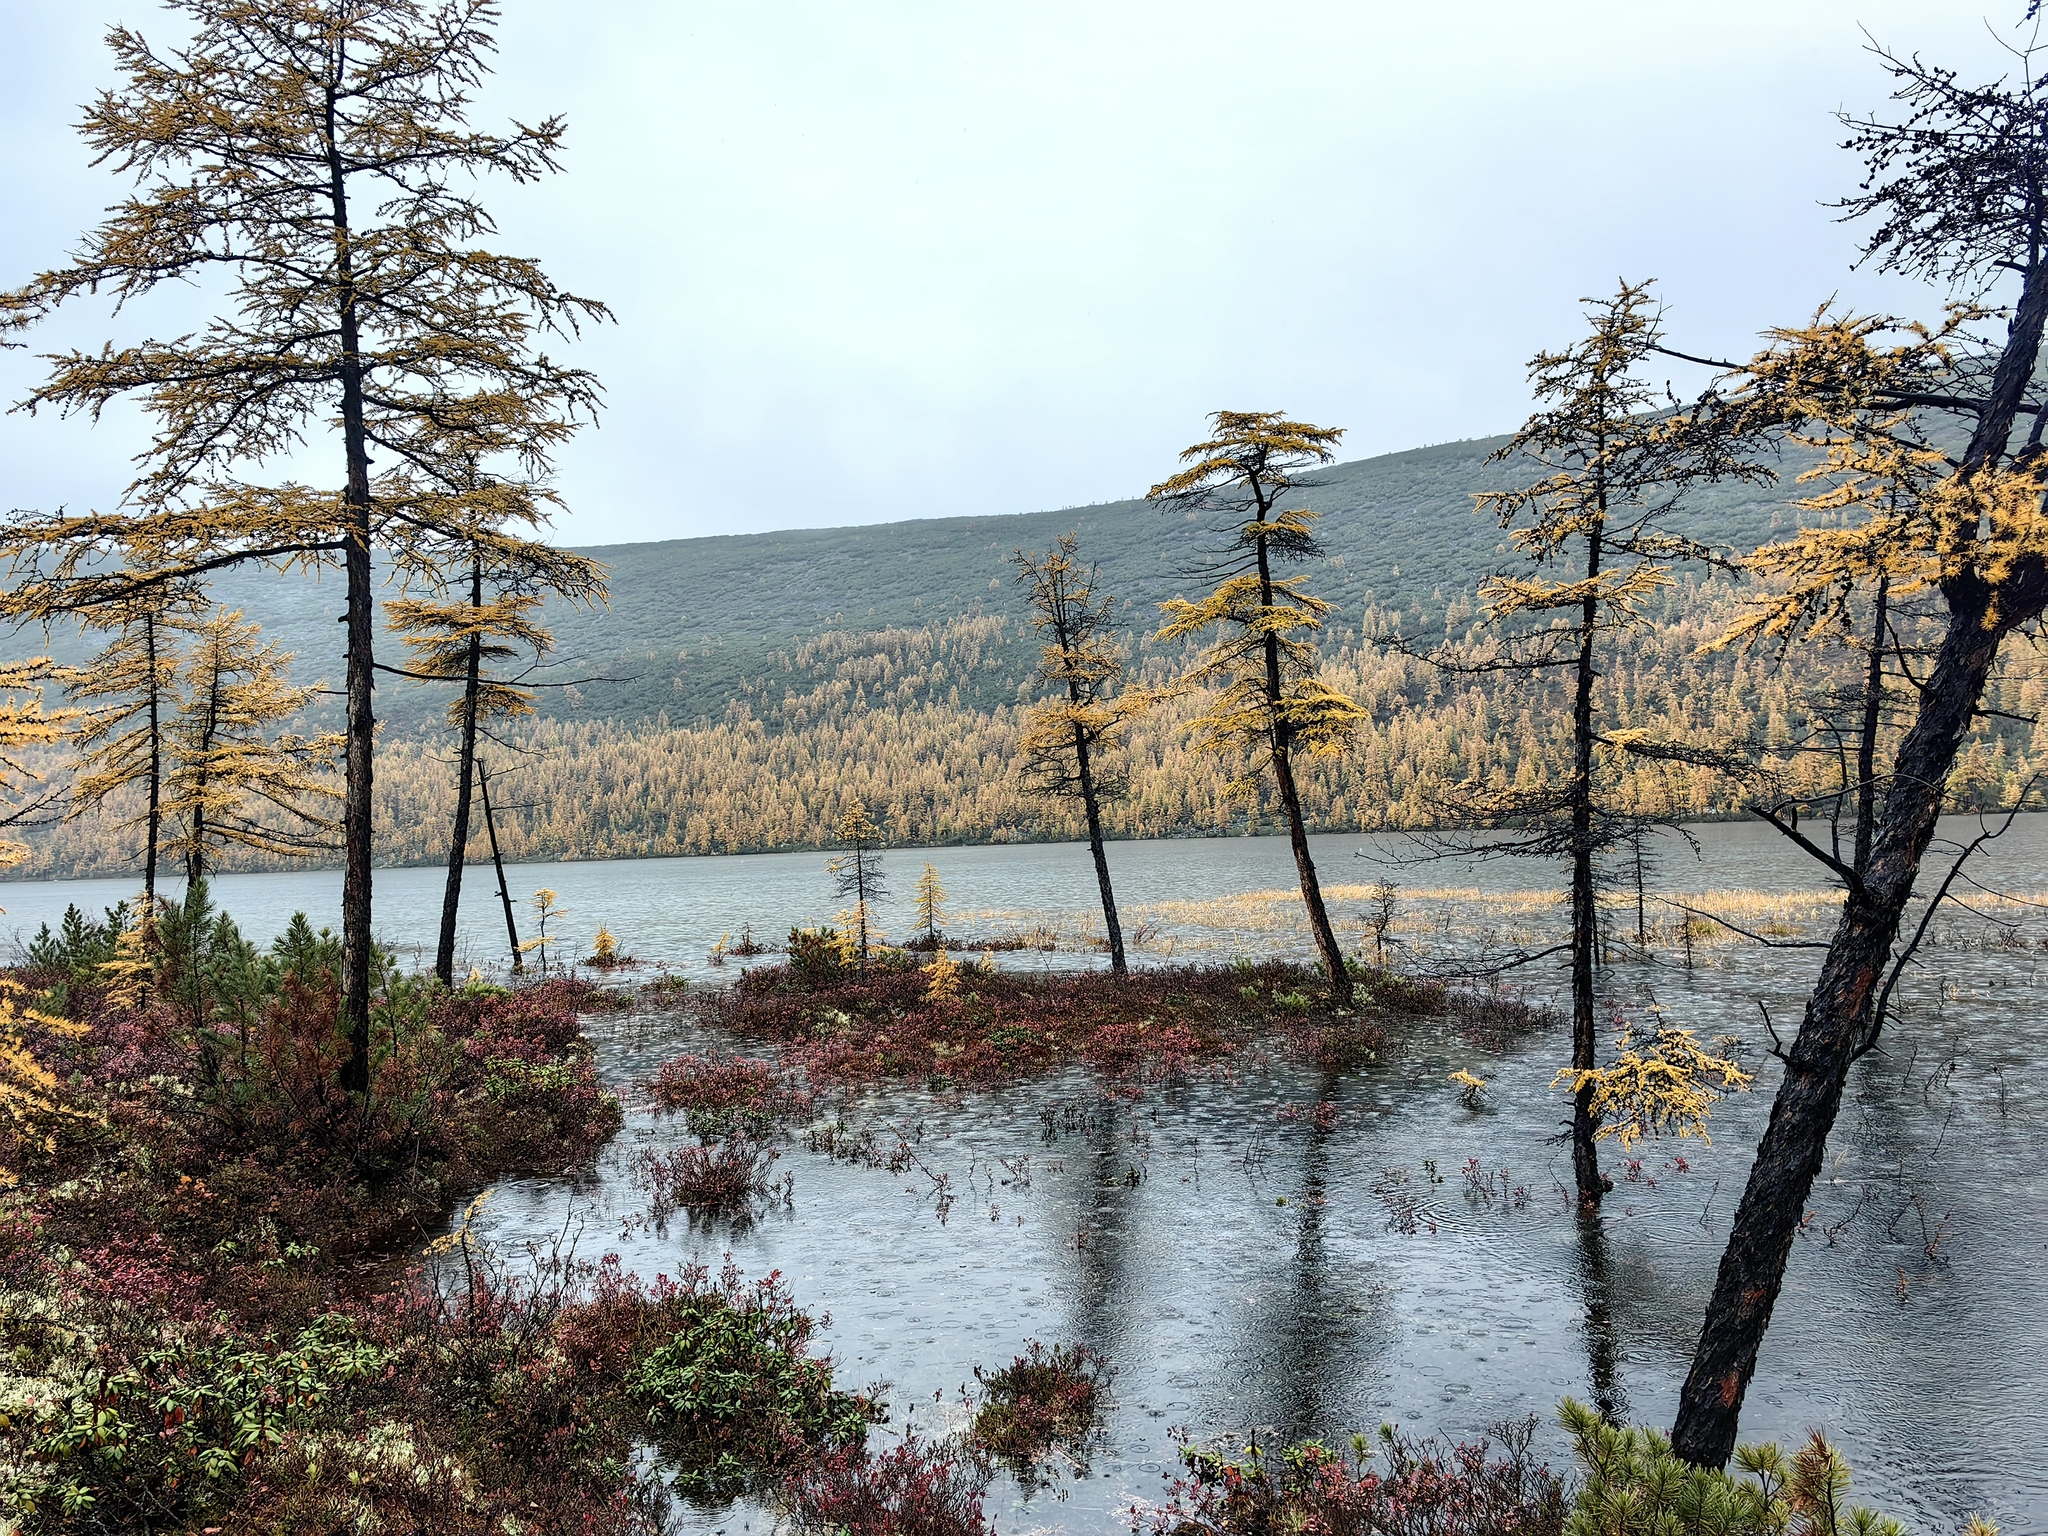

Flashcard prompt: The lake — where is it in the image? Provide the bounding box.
[7,818,2043,1533]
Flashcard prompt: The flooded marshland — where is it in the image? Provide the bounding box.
[6,819,2045,1532]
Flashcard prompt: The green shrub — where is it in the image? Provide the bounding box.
[631,1288,878,1492]
[1558,1399,1963,1536]
[9,1316,387,1528]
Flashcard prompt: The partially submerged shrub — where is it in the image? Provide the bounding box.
[785,1432,990,1536]
[969,1339,1109,1476]
[1147,1416,1566,1536]
[634,1135,783,1220]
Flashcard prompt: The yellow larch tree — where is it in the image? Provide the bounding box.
[826,798,886,970]
[162,609,338,882]
[1672,37,2048,1466]
[386,520,606,985]
[64,582,204,901]
[1013,533,1149,976]
[1149,411,1365,1004]
[1,0,609,1092]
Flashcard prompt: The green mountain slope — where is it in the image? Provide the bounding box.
[155,431,1800,731]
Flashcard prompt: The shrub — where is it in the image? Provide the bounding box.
[1557,1399,1943,1536]
[969,1340,1109,1476]
[785,1433,990,1536]
[645,1052,812,1138]
[1147,1417,1566,1536]
[8,1316,388,1530]
[634,1135,781,1220]
[630,1265,879,1492]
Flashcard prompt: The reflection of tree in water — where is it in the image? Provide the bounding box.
[1212,1069,1390,1443]
[1066,1103,1141,1362]
[1576,1208,1628,1424]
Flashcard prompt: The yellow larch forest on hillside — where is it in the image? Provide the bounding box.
[11,584,2043,881]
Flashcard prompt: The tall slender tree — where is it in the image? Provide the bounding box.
[386,526,604,986]
[1149,412,1364,1005]
[1468,283,1767,1205]
[827,799,886,970]
[63,584,202,901]
[1670,38,2048,1466]
[163,609,337,881]
[1013,533,1148,977]
[1,0,607,1092]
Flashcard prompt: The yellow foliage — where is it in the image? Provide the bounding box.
[923,947,962,1005]
[1554,1020,1753,1148]
[592,925,618,964]
[1449,1067,1487,1109]
[0,977,89,1185]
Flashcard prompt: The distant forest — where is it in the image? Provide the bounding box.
[13,567,2040,880]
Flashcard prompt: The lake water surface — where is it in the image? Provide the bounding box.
[7,821,2043,1533]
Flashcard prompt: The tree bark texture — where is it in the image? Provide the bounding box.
[144,612,161,904]
[1069,701,1127,976]
[327,77,377,1094]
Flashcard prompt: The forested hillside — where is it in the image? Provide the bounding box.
[15,567,2045,880]
[15,428,2041,881]
[59,432,1807,726]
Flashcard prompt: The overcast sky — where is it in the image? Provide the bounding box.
[0,2,2027,547]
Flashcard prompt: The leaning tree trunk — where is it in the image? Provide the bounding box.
[1670,591,2014,1465]
[1272,744,1351,1004]
[478,755,523,974]
[1071,718,1127,976]
[1852,573,1888,878]
[434,574,485,987]
[1255,526,1352,1005]
[1671,259,2048,1468]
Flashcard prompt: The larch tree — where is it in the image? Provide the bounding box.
[385,521,605,986]
[1149,412,1365,1004]
[1466,282,1767,1207]
[0,661,73,872]
[163,608,337,881]
[64,582,204,901]
[827,798,886,970]
[1669,38,2048,1467]
[0,0,607,1093]
[1013,533,1148,977]
[912,860,948,950]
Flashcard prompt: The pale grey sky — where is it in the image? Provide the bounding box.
[0,2,2024,545]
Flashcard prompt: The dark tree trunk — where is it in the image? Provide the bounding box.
[1568,499,1604,1205]
[326,79,377,1095]
[434,566,485,987]
[1070,710,1127,976]
[1671,259,2048,1467]
[1670,599,2010,1464]
[1852,574,1888,878]
[143,612,160,904]
[478,755,523,973]
[1252,485,1352,1005]
[186,646,221,885]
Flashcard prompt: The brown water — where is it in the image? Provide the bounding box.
[8,818,2044,1532]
